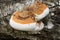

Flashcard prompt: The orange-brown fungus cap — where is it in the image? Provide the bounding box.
[12,11,35,24]
[27,1,48,15]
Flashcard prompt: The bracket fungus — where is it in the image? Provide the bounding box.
[9,1,49,31]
